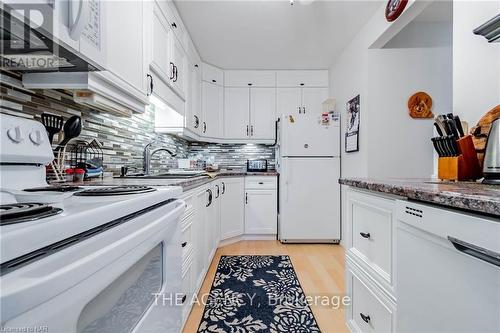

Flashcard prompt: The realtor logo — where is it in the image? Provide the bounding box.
[0,2,67,70]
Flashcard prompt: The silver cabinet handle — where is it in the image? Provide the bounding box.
[298,106,301,114]
[194,115,199,129]
[448,236,500,267]
[250,125,254,136]
[245,193,248,204]
[246,125,249,136]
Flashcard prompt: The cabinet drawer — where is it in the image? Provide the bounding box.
[202,63,224,85]
[276,70,329,87]
[225,70,276,87]
[346,261,395,333]
[347,190,395,287]
[245,176,277,189]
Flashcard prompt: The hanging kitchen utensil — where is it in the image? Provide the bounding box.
[56,116,82,150]
[41,113,64,145]
[56,116,82,170]
[408,92,433,119]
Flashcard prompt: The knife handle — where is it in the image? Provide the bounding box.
[434,123,444,137]
[431,137,442,157]
[454,116,465,137]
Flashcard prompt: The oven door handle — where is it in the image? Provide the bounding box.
[448,236,500,267]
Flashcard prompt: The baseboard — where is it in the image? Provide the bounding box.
[218,234,277,247]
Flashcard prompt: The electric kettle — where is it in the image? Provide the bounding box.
[483,118,500,184]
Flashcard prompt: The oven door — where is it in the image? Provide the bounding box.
[1,199,185,333]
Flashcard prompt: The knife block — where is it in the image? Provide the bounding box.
[438,135,482,181]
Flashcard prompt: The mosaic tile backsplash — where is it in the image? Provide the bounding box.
[0,72,275,174]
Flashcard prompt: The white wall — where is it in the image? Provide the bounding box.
[453,1,500,127]
[367,47,452,178]
[330,0,453,244]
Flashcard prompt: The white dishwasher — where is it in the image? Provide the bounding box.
[395,200,500,333]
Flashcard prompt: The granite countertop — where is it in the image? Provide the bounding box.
[76,170,278,192]
[339,178,500,217]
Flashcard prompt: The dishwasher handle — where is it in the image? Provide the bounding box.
[448,236,500,267]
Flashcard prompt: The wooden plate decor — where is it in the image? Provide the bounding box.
[407,92,434,119]
[386,0,408,22]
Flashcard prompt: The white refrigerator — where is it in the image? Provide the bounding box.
[276,114,341,243]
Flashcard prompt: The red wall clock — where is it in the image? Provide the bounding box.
[385,0,408,22]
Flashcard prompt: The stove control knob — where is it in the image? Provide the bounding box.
[29,130,44,146]
[7,126,23,143]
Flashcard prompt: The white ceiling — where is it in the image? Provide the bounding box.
[175,0,383,69]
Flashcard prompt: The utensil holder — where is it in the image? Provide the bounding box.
[438,135,482,181]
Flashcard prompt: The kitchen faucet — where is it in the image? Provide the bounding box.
[143,141,177,175]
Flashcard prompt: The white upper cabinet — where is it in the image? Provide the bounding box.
[302,88,329,116]
[276,70,329,87]
[277,87,328,118]
[225,71,276,87]
[250,88,276,140]
[150,2,173,83]
[202,81,223,138]
[186,61,202,134]
[105,0,145,96]
[223,87,276,142]
[224,87,250,140]
[170,35,186,98]
[148,0,186,100]
[277,87,302,117]
[202,63,224,86]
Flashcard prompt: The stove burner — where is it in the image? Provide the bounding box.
[0,203,63,225]
[23,186,83,192]
[74,185,157,196]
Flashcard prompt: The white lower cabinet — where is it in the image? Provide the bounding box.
[220,177,245,239]
[244,176,277,235]
[344,188,398,333]
[244,190,277,234]
[180,176,276,329]
[346,258,396,333]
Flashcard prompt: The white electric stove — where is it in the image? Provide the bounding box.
[0,113,186,333]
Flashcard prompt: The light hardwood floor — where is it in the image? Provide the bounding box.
[183,240,349,333]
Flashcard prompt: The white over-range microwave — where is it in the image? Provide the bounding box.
[1,0,105,72]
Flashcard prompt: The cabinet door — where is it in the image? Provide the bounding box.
[277,88,301,118]
[204,187,215,270]
[245,190,277,235]
[151,3,172,83]
[104,0,144,94]
[170,35,185,98]
[202,81,223,138]
[302,87,329,116]
[186,62,202,133]
[224,87,250,140]
[220,178,245,240]
[250,88,276,140]
[193,188,207,288]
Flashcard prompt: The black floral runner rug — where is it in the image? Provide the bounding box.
[197,255,321,332]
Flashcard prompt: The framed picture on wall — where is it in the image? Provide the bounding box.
[345,95,360,153]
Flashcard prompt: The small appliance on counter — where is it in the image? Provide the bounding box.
[247,159,268,172]
[483,118,500,184]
